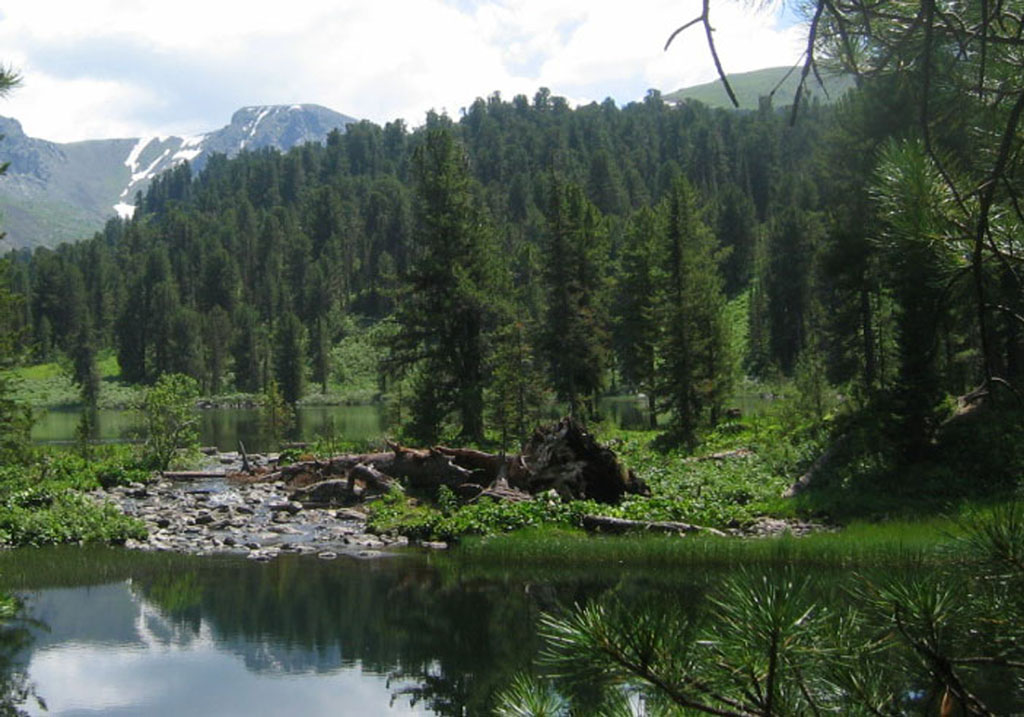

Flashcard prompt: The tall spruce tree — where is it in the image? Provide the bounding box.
[657,178,732,446]
[540,179,610,421]
[614,207,661,428]
[273,312,307,405]
[390,128,501,443]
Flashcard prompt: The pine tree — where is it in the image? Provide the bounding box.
[487,319,548,452]
[273,312,307,405]
[390,128,501,442]
[657,178,733,446]
[540,179,609,421]
[614,207,661,428]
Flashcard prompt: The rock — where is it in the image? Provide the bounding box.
[318,551,338,560]
[335,508,367,521]
[421,541,448,550]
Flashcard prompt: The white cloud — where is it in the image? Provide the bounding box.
[0,0,806,143]
[8,72,162,141]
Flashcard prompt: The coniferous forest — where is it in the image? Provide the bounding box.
[1,2,1024,714]
[4,78,1022,453]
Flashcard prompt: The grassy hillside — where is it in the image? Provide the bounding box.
[665,66,855,110]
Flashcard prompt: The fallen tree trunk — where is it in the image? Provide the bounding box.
[581,514,727,537]
[162,470,227,480]
[236,417,648,507]
[782,434,849,497]
[683,448,754,463]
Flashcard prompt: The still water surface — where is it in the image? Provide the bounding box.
[31,405,386,453]
[2,547,673,716]
[29,397,664,452]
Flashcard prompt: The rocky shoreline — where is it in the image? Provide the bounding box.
[95,452,434,562]
[94,451,827,561]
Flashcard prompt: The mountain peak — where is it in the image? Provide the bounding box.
[0,104,359,249]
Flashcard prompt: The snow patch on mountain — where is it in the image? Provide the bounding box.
[123,137,152,173]
[0,104,358,248]
[113,202,136,219]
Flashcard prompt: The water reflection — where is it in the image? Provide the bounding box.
[30,404,385,453]
[0,592,42,715]
[9,550,637,716]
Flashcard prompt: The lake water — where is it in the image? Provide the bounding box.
[0,547,692,716]
[1,547,1018,715]
[31,405,387,453]
[28,397,665,453]
[29,392,779,453]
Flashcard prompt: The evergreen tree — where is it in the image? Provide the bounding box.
[614,207,661,428]
[70,320,101,408]
[273,311,307,405]
[763,203,821,376]
[390,128,502,442]
[657,178,732,445]
[203,306,232,395]
[874,140,957,458]
[540,179,609,420]
[487,319,548,452]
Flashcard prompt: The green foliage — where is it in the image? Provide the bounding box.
[0,488,146,547]
[366,487,602,542]
[273,311,307,404]
[498,504,1024,714]
[656,177,734,444]
[258,377,294,449]
[138,373,200,471]
[328,315,388,403]
[486,320,550,451]
[494,673,565,717]
[540,179,610,420]
[0,448,148,547]
[389,128,504,443]
[0,260,33,467]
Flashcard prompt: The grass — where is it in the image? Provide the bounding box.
[7,351,142,409]
[451,517,962,569]
[664,66,856,110]
[9,348,380,410]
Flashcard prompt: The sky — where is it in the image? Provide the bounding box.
[0,0,806,144]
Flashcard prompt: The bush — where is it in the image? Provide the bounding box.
[139,373,200,471]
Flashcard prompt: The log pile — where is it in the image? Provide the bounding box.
[231,417,648,507]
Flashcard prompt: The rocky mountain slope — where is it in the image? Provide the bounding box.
[0,104,357,250]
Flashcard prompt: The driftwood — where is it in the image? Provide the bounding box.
[162,470,228,480]
[518,418,649,502]
[239,440,251,474]
[782,434,850,497]
[236,417,648,508]
[581,514,727,537]
[683,448,754,463]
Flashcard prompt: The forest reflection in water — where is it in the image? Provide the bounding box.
[0,547,707,716]
[5,545,1004,715]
